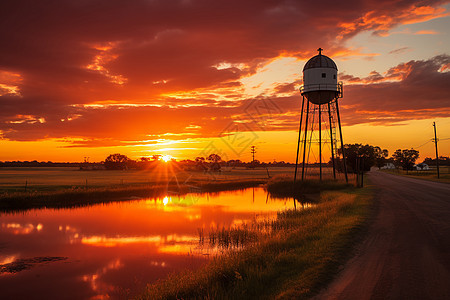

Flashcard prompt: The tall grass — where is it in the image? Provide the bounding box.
[138,184,373,299]
[266,176,354,199]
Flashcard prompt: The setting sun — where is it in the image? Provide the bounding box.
[161,155,172,162]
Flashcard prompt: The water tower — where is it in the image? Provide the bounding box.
[294,48,348,182]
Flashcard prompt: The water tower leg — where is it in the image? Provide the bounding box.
[301,100,310,181]
[319,103,322,181]
[328,102,336,179]
[335,99,348,183]
[294,96,305,185]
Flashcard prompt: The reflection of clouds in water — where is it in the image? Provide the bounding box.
[82,259,123,299]
[0,255,18,266]
[58,225,78,233]
[70,234,197,254]
[1,223,43,235]
[149,261,166,267]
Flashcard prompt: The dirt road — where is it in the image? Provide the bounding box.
[315,171,450,300]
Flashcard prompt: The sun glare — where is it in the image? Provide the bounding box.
[161,155,172,162]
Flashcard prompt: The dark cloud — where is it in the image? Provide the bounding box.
[341,55,450,125]
[0,0,448,146]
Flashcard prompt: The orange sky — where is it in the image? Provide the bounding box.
[1,1,449,163]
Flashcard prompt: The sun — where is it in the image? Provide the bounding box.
[161,154,172,162]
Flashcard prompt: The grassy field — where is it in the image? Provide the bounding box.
[139,181,373,299]
[0,166,354,192]
[381,166,450,183]
[0,166,286,192]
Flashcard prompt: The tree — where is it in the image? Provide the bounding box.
[207,154,222,163]
[151,155,162,161]
[337,144,388,172]
[392,149,419,172]
[374,146,389,169]
[104,153,130,170]
[207,154,222,171]
[423,156,450,166]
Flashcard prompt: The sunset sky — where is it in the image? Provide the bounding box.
[1,0,450,163]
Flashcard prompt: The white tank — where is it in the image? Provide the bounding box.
[301,48,341,104]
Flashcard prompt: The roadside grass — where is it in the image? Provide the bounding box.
[381,167,450,183]
[138,182,373,300]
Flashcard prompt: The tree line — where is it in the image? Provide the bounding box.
[2,145,446,171]
[336,144,430,173]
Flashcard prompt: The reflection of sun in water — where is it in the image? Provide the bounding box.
[163,196,170,206]
[161,155,172,162]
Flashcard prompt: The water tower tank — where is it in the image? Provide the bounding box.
[301,48,341,104]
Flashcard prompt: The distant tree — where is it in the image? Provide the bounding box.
[151,155,162,161]
[207,154,222,171]
[207,154,222,163]
[392,149,419,172]
[423,156,450,166]
[104,153,130,170]
[195,157,205,163]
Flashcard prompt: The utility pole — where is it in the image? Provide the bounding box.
[433,122,440,179]
[251,146,256,162]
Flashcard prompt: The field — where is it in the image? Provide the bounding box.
[0,165,355,193]
[0,166,275,192]
[381,166,450,183]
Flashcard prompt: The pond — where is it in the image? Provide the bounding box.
[0,187,303,299]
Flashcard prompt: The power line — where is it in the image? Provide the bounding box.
[414,139,432,149]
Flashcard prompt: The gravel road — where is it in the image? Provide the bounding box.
[314,171,450,300]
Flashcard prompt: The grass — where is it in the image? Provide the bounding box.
[138,180,373,299]
[381,167,450,183]
[266,176,354,199]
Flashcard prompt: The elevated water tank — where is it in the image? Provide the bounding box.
[301,48,342,104]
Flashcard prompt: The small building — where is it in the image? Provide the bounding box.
[381,163,395,170]
[413,163,430,171]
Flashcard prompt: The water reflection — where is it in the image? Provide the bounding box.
[0,187,305,299]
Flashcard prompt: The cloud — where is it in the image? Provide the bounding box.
[414,30,439,35]
[388,47,412,55]
[340,55,450,125]
[0,0,449,147]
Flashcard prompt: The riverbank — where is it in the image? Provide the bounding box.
[0,179,266,212]
[139,180,374,299]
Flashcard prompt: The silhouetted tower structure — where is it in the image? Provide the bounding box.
[251,146,256,162]
[294,48,348,183]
